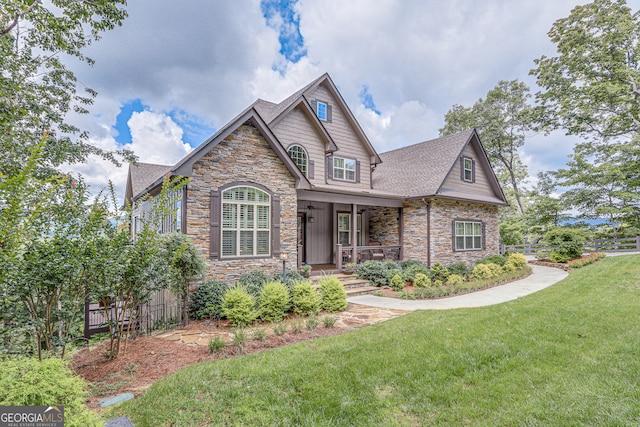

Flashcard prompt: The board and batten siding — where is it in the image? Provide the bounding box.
[440,143,496,198]
[310,85,372,189]
[271,106,325,185]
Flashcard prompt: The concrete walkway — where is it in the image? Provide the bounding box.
[347,265,568,310]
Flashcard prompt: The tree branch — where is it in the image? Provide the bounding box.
[1,1,41,36]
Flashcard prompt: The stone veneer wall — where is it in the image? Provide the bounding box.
[186,124,298,283]
[427,198,499,266]
[367,207,400,246]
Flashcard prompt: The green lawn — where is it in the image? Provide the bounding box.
[108,255,640,426]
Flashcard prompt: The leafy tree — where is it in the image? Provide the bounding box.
[441,80,532,215]
[1,0,131,177]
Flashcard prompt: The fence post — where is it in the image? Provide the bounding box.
[637,235,640,251]
[594,239,599,253]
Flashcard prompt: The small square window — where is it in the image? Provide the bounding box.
[317,101,327,121]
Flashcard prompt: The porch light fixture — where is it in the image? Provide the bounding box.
[308,216,315,223]
[280,251,288,284]
[307,205,315,223]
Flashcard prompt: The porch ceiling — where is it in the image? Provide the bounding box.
[297,188,403,207]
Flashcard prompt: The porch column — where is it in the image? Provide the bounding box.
[352,204,358,262]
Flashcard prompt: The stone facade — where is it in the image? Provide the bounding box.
[368,206,400,246]
[185,124,298,283]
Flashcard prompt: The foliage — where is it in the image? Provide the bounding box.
[567,253,606,268]
[0,357,101,426]
[507,253,527,268]
[446,274,465,287]
[397,290,416,300]
[429,262,450,282]
[398,259,425,270]
[402,262,430,283]
[447,262,471,279]
[318,277,348,313]
[238,269,270,300]
[258,281,290,323]
[274,269,305,287]
[221,286,257,327]
[305,316,319,331]
[542,227,588,261]
[476,254,508,267]
[389,274,405,291]
[190,280,229,320]
[471,263,500,281]
[355,260,401,287]
[441,80,532,214]
[413,273,431,289]
[273,322,287,336]
[549,250,572,263]
[322,315,337,328]
[232,329,248,355]
[252,328,266,341]
[208,337,225,354]
[291,281,320,316]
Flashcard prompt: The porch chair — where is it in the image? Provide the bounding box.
[368,241,386,261]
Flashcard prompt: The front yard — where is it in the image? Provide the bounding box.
[106,255,640,426]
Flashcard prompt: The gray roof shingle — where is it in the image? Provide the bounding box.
[128,162,172,200]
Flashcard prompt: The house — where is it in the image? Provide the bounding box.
[125,73,508,282]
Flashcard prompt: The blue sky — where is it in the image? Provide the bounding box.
[68,0,589,200]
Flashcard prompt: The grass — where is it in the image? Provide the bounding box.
[107,255,640,426]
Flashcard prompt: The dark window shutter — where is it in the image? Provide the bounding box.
[482,221,485,250]
[327,155,333,180]
[272,195,281,257]
[309,159,315,179]
[451,220,457,251]
[327,105,333,122]
[311,100,317,114]
[471,159,476,183]
[460,157,465,181]
[356,160,361,183]
[210,190,221,259]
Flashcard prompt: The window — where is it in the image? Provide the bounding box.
[338,213,362,246]
[333,157,356,181]
[287,144,308,177]
[317,101,328,121]
[221,186,270,257]
[463,157,474,182]
[454,221,483,251]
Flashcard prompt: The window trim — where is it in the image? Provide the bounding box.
[210,182,280,260]
[337,212,362,246]
[332,156,357,182]
[317,101,328,121]
[453,219,484,251]
[462,156,475,183]
[287,143,309,177]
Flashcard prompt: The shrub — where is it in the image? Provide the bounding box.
[319,277,348,312]
[322,315,337,328]
[389,274,405,291]
[446,274,465,287]
[399,259,425,270]
[402,262,429,283]
[221,286,257,327]
[238,269,270,299]
[487,263,503,278]
[397,290,416,300]
[476,254,507,266]
[502,261,516,272]
[567,252,606,268]
[549,250,572,263]
[208,337,225,354]
[190,280,229,320]
[429,263,450,282]
[273,269,305,286]
[355,260,401,287]
[507,252,527,268]
[305,315,319,331]
[0,357,102,427]
[542,227,587,261]
[232,328,248,354]
[258,280,290,322]
[292,281,320,316]
[413,273,431,288]
[273,322,287,336]
[447,262,470,278]
[471,263,500,281]
[252,328,266,341]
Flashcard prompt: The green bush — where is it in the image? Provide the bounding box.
[550,250,572,263]
[476,254,507,266]
[258,281,290,323]
[0,357,102,427]
[208,337,225,354]
[402,262,429,283]
[292,281,320,316]
[272,269,305,287]
[542,227,587,261]
[389,274,405,291]
[447,262,470,278]
[471,263,499,281]
[507,252,527,268]
[446,274,465,287]
[429,263,450,282]
[238,269,270,299]
[319,277,348,312]
[355,260,401,287]
[221,286,257,327]
[399,259,425,270]
[190,280,229,320]
[413,273,431,288]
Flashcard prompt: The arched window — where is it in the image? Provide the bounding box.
[287,144,308,177]
[221,186,271,257]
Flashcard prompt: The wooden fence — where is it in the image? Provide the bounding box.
[501,236,640,257]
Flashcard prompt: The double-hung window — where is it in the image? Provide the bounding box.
[338,213,362,246]
[454,220,483,251]
[333,157,356,182]
[221,186,270,257]
[463,157,474,182]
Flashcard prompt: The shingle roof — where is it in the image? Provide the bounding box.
[128,162,172,200]
[373,130,475,198]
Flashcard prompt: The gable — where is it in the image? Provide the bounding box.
[439,140,499,200]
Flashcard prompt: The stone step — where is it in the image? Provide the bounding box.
[345,286,379,297]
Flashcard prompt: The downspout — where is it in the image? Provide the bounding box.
[426,200,431,268]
